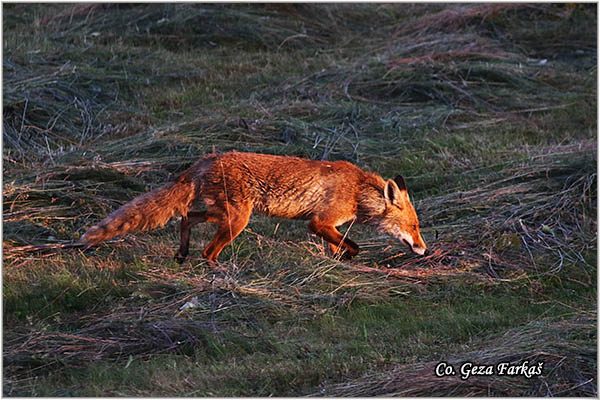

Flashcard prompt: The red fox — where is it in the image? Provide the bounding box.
[81,151,428,262]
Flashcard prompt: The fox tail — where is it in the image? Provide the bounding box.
[80,174,196,245]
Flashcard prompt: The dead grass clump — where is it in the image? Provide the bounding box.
[2,164,150,247]
[416,142,596,279]
[263,3,594,139]
[36,4,360,52]
[3,61,119,165]
[315,314,596,396]
[396,4,596,69]
[4,319,215,375]
[396,4,531,35]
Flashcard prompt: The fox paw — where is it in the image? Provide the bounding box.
[174,251,188,264]
[330,249,354,261]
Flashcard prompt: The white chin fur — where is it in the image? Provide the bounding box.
[412,246,426,256]
[384,226,426,255]
[395,230,415,251]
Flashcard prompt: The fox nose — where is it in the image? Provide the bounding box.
[423,248,430,256]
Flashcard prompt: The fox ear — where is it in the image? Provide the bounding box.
[384,179,403,206]
[394,175,407,191]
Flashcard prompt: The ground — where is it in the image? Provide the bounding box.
[3,4,597,396]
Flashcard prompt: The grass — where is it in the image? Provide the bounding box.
[3,3,597,397]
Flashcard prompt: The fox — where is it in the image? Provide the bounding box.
[81,151,428,263]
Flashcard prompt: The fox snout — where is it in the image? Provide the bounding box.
[409,241,428,256]
[399,234,428,256]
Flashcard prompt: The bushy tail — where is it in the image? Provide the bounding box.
[80,175,196,245]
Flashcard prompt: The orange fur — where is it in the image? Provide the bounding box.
[81,151,428,262]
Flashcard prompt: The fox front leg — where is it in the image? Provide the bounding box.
[309,217,359,259]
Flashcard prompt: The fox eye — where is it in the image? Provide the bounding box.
[412,224,417,230]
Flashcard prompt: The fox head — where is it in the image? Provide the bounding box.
[377,175,428,256]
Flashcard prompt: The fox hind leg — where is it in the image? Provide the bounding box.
[175,211,209,263]
[202,203,252,262]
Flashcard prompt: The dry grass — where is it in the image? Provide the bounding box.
[3,3,596,396]
[315,314,596,397]
[396,4,532,35]
[4,140,595,381]
[417,141,597,277]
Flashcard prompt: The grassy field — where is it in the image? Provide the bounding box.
[3,4,597,396]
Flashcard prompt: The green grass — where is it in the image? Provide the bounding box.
[3,3,596,397]
[5,269,594,396]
